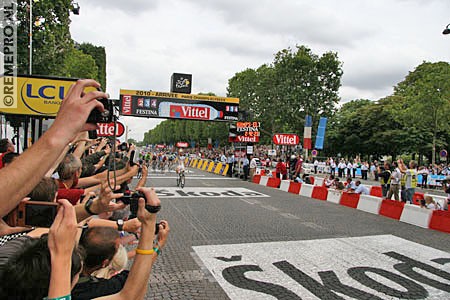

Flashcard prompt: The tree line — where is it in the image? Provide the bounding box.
[144,46,449,165]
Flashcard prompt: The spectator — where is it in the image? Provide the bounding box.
[377,162,391,198]
[1,152,19,168]
[293,155,303,178]
[338,160,346,178]
[28,177,58,202]
[56,153,86,205]
[399,159,417,204]
[72,227,128,300]
[352,181,370,195]
[344,177,356,190]
[422,196,441,210]
[313,159,319,174]
[324,174,335,188]
[361,161,368,180]
[275,158,288,180]
[249,155,257,181]
[243,155,250,181]
[0,199,82,300]
[387,162,402,201]
[418,166,429,189]
[0,138,15,169]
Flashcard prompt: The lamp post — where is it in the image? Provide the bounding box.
[28,0,33,74]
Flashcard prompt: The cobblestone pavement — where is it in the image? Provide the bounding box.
[134,169,450,300]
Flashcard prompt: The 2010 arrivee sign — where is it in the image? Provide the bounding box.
[119,89,239,122]
[272,133,300,145]
[193,235,450,300]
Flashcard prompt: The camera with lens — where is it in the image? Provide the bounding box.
[86,89,115,124]
[118,142,129,152]
[118,191,161,235]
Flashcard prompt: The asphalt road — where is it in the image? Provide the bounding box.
[135,168,450,300]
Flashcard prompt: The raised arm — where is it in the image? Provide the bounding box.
[0,79,107,217]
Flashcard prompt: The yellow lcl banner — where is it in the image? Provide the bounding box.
[0,76,97,116]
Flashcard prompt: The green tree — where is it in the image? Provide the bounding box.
[64,48,98,80]
[227,45,343,143]
[394,61,450,164]
[17,0,74,75]
[77,43,107,88]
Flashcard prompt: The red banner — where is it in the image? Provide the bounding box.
[272,134,299,145]
[176,142,189,148]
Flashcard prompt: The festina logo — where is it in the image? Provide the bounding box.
[273,134,299,145]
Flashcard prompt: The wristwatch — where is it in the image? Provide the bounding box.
[117,219,124,232]
[84,197,96,215]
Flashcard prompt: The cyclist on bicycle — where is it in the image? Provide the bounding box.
[176,150,186,174]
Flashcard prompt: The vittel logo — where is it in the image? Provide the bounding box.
[273,134,299,145]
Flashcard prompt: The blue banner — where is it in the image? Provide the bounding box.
[314,117,327,150]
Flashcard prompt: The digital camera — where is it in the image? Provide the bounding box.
[86,89,115,124]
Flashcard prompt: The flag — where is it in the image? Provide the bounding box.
[314,117,328,150]
[303,115,312,150]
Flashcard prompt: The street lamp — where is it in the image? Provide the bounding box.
[443,24,450,35]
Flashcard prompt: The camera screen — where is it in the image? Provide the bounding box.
[25,204,58,228]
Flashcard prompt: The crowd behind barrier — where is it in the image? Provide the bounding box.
[250,173,450,234]
[0,80,170,300]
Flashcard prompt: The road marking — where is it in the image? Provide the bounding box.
[193,235,450,300]
[153,187,269,198]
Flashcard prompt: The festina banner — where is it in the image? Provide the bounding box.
[314,117,327,150]
[303,115,312,150]
[120,89,239,122]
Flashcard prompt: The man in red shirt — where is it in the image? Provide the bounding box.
[293,155,303,178]
[0,139,15,169]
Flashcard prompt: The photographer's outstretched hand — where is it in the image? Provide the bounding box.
[51,79,108,142]
[136,187,161,225]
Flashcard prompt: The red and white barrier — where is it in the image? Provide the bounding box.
[357,195,382,215]
[400,204,433,228]
[259,176,269,186]
[299,184,314,198]
[327,189,342,204]
[279,180,291,192]
[379,200,405,220]
[311,186,328,201]
[249,175,449,234]
[429,211,450,233]
[313,177,324,186]
[340,192,360,208]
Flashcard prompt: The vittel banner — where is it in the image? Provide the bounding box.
[272,133,300,145]
[119,89,239,122]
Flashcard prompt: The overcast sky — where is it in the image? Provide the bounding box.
[70,0,449,141]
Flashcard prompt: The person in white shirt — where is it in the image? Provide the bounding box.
[352,161,358,178]
[313,159,319,174]
[353,180,370,195]
[330,161,337,176]
[387,162,402,201]
[338,161,346,178]
[346,161,353,178]
[249,155,257,181]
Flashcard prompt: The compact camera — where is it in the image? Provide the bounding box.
[118,191,161,217]
[86,88,115,124]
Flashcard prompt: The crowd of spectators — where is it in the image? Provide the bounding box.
[0,79,170,300]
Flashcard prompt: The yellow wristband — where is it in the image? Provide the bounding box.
[135,248,154,255]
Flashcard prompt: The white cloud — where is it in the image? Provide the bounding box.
[70,0,450,141]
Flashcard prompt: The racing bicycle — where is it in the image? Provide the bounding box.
[176,169,185,188]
